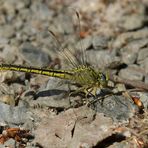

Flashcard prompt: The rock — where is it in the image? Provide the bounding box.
[4,138,16,148]
[140,57,148,73]
[0,102,30,125]
[31,2,53,21]
[86,50,121,69]
[120,38,148,53]
[91,94,136,121]
[76,36,92,51]
[14,18,24,30]
[0,37,9,44]
[115,83,126,92]
[121,51,137,64]
[2,1,16,22]
[137,47,148,62]
[0,83,15,95]
[17,8,30,23]
[29,95,70,109]
[30,75,49,87]
[0,71,18,83]
[0,25,15,38]
[0,13,6,25]
[29,77,71,109]
[109,141,135,148]
[119,15,145,31]
[0,45,17,63]
[20,42,51,67]
[92,35,110,50]
[113,29,148,49]
[33,106,114,148]
[144,75,148,84]
[9,83,26,95]
[72,0,103,12]
[0,94,15,106]
[20,23,38,38]
[105,1,145,30]
[119,65,144,81]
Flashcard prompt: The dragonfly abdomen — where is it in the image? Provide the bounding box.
[0,64,73,80]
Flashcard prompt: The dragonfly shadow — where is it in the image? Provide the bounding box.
[35,89,68,98]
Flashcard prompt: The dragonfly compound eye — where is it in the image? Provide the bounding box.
[98,73,108,87]
[100,74,106,81]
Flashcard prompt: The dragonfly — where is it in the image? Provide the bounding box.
[0,64,108,96]
[0,12,109,99]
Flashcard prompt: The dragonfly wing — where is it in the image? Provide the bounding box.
[48,9,88,69]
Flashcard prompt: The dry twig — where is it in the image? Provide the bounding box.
[110,75,148,91]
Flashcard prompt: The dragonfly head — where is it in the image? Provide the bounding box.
[98,72,108,88]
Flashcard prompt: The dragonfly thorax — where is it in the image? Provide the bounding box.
[71,65,108,88]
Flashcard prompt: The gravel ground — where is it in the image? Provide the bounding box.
[0,0,148,147]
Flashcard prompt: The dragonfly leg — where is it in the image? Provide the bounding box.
[69,87,85,97]
[87,93,113,107]
[67,83,75,107]
[68,86,98,106]
[83,86,96,106]
[68,86,84,107]
[68,86,97,106]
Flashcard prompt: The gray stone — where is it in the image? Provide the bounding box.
[0,25,15,38]
[113,29,148,49]
[0,144,5,148]
[20,42,51,67]
[76,36,92,51]
[0,94,15,106]
[29,95,70,109]
[144,75,148,84]
[137,47,148,62]
[0,37,9,44]
[2,1,16,22]
[18,8,30,22]
[140,57,148,73]
[121,51,137,64]
[49,14,74,35]
[31,2,53,21]
[0,13,6,25]
[9,83,26,95]
[120,15,145,30]
[0,45,17,64]
[4,138,16,148]
[92,35,109,50]
[91,94,137,121]
[21,24,37,37]
[33,107,114,148]
[119,39,148,53]
[86,50,121,69]
[14,18,24,30]
[29,77,71,109]
[119,65,144,81]
[110,141,133,148]
[0,102,30,125]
